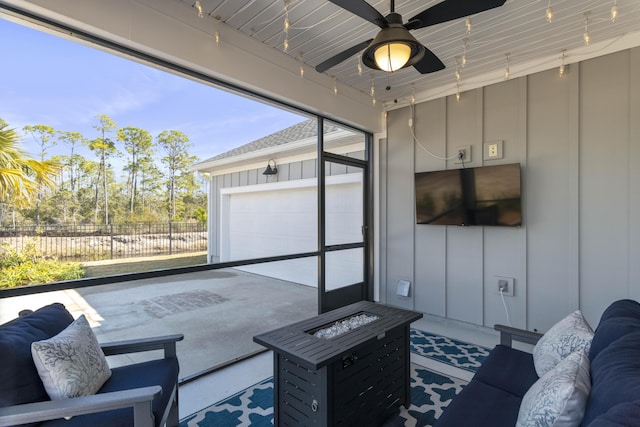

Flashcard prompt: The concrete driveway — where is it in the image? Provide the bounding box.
[0,268,317,379]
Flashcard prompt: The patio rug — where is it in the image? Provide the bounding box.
[410,328,490,373]
[179,363,467,427]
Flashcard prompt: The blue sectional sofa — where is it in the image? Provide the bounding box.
[435,299,640,427]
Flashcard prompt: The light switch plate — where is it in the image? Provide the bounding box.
[483,140,504,160]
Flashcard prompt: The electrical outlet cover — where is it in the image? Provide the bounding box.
[397,280,411,297]
[483,140,504,160]
[454,145,471,164]
[496,276,514,296]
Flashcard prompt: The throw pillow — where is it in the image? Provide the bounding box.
[533,310,593,377]
[516,350,591,427]
[31,315,111,400]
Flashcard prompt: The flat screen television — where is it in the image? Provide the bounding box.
[415,163,522,226]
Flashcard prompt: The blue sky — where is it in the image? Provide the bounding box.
[0,17,305,164]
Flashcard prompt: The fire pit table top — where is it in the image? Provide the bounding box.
[253,300,422,370]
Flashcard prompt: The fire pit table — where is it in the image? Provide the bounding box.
[253,300,422,426]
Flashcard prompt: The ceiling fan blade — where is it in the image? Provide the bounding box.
[327,0,388,28]
[412,47,445,74]
[405,0,506,31]
[315,39,373,73]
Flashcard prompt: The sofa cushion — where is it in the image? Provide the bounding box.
[597,299,640,323]
[589,300,640,360]
[516,350,590,427]
[582,330,640,425]
[586,401,640,427]
[473,345,538,398]
[32,315,112,400]
[0,303,74,408]
[435,378,523,427]
[40,358,179,427]
[533,310,593,377]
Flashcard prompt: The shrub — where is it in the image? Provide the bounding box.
[0,240,85,289]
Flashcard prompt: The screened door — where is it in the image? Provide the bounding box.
[318,120,372,313]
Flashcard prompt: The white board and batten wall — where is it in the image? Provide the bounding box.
[380,47,640,332]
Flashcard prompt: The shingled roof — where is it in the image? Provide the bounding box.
[202,118,341,162]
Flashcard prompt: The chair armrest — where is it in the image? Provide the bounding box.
[101,334,184,358]
[494,324,543,347]
[0,386,161,427]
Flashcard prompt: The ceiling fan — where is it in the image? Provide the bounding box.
[315,0,507,74]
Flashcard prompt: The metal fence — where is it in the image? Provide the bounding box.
[0,222,208,262]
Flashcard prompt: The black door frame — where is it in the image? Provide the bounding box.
[317,118,374,313]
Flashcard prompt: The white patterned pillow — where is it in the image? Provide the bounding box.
[533,310,593,377]
[516,350,591,427]
[31,315,111,400]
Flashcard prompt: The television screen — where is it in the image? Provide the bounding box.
[415,163,521,226]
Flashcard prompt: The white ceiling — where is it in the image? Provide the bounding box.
[177,0,640,107]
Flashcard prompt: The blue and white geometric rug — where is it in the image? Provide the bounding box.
[179,363,467,427]
[410,329,490,373]
[180,330,488,426]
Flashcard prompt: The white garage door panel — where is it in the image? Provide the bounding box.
[228,187,317,260]
[220,174,362,287]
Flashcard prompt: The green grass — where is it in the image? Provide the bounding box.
[82,254,208,278]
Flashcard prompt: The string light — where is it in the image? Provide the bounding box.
[357,55,363,76]
[456,82,461,103]
[461,38,468,67]
[333,77,338,96]
[370,76,375,98]
[455,56,461,83]
[504,53,510,80]
[546,0,554,23]
[559,50,566,77]
[283,0,290,53]
[583,11,591,46]
[215,31,220,47]
[610,0,619,22]
[194,0,204,18]
[410,85,416,106]
[465,18,472,35]
[298,53,305,78]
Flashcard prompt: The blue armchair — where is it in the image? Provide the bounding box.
[0,303,183,427]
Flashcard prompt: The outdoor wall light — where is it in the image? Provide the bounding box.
[263,159,278,175]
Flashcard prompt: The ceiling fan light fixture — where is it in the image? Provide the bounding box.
[374,42,412,72]
[362,14,424,73]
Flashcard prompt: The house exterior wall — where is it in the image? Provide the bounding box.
[381,47,640,332]
[209,154,365,286]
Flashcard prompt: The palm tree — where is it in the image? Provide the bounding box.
[0,123,60,208]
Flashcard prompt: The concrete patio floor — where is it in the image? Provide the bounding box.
[0,268,317,379]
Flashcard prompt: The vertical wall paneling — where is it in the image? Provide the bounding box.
[300,159,314,179]
[385,108,415,310]
[481,78,528,329]
[382,47,640,331]
[247,169,258,185]
[579,52,631,325]
[378,137,388,304]
[631,48,640,302]
[568,60,581,322]
[526,68,579,331]
[289,161,302,180]
[414,98,447,316]
[445,89,484,324]
[209,175,220,261]
[239,170,249,186]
